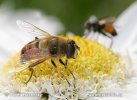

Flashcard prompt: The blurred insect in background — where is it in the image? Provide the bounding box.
[10,20,80,84]
[84,16,117,48]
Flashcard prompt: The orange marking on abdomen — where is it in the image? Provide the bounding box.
[104,24,114,33]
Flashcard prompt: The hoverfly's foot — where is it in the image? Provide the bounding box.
[59,59,76,87]
[25,68,34,84]
[24,81,29,85]
[24,58,46,84]
[108,36,113,49]
[51,59,71,86]
[24,79,30,85]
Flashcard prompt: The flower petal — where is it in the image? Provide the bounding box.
[113,1,137,53]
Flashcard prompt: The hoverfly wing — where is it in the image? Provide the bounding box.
[20,48,49,63]
[103,24,117,36]
[16,20,51,37]
[9,48,50,73]
[99,16,116,25]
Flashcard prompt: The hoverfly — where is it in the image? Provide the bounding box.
[84,16,117,48]
[12,20,80,84]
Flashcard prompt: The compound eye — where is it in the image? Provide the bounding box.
[66,43,75,59]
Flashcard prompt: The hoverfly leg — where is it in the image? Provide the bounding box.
[59,59,76,87]
[25,68,34,84]
[65,59,76,88]
[65,59,68,67]
[106,35,113,48]
[59,59,66,68]
[95,33,100,41]
[25,58,46,84]
[65,59,76,80]
[51,60,71,86]
[59,59,75,79]
[51,60,57,68]
[103,32,113,48]
[109,36,113,48]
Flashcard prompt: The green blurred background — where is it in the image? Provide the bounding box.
[0,0,135,36]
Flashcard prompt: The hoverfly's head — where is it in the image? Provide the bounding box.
[66,40,80,59]
[85,16,98,32]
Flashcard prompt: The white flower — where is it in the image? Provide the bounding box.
[1,1,137,100]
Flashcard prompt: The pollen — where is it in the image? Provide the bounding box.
[2,36,120,84]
